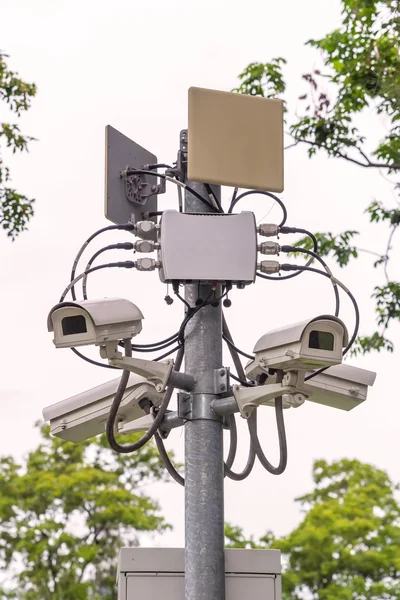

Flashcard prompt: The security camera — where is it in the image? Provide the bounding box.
[303,363,376,411]
[246,315,348,378]
[42,373,163,443]
[234,363,376,418]
[47,297,143,349]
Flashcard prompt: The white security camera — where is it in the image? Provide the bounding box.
[246,315,348,378]
[47,298,143,349]
[303,363,376,411]
[233,363,376,418]
[42,373,163,443]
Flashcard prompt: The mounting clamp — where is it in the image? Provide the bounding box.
[122,170,166,206]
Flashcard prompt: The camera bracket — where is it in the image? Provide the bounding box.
[233,371,308,419]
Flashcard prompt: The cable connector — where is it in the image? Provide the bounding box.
[134,221,159,236]
[279,226,298,234]
[257,223,279,237]
[117,223,136,231]
[258,241,280,255]
[116,261,136,268]
[257,260,280,274]
[133,240,160,253]
[136,258,162,271]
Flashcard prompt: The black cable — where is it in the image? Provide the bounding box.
[248,398,288,475]
[257,226,318,282]
[154,431,185,486]
[129,332,179,349]
[222,335,255,361]
[69,223,135,301]
[228,190,287,226]
[61,261,136,303]
[222,314,246,378]
[106,346,184,454]
[224,414,238,473]
[144,163,173,170]
[178,289,215,343]
[280,264,360,378]
[71,348,119,369]
[82,243,134,300]
[153,344,182,361]
[230,188,238,206]
[230,372,254,387]
[280,226,318,253]
[222,315,257,480]
[225,412,257,481]
[204,183,223,212]
[172,283,191,310]
[148,350,186,485]
[281,246,340,317]
[123,169,221,213]
[129,340,179,354]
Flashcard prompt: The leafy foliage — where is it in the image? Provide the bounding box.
[0,423,170,599]
[228,459,400,600]
[0,51,36,239]
[235,0,400,354]
[293,231,360,267]
[233,58,287,104]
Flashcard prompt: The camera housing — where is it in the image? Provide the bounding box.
[47,298,143,349]
[303,363,376,411]
[42,373,162,443]
[246,315,348,378]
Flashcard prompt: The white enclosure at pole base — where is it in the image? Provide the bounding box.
[117,548,282,600]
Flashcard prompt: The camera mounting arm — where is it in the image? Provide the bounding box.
[233,371,308,418]
[108,355,196,394]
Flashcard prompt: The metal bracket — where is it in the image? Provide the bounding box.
[178,393,223,422]
[167,129,188,181]
[124,171,166,206]
[188,367,229,395]
[108,356,174,393]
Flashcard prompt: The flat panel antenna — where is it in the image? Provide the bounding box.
[188,87,284,192]
[104,125,160,238]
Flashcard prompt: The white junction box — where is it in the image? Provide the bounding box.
[117,547,282,600]
[158,210,257,284]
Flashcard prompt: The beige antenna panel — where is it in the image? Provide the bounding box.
[188,87,284,192]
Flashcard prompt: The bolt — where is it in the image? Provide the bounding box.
[219,370,225,377]
[138,184,142,190]
[151,185,157,192]
[220,384,226,391]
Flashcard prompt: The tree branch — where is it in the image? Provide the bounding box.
[292,137,400,170]
[384,225,398,282]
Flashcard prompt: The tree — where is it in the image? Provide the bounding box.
[235,0,400,354]
[0,423,171,599]
[226,459,400,600]
[0,51,36,239]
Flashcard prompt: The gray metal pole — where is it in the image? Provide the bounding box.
[184,181,225,600]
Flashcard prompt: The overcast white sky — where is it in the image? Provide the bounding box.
[1,0,399,550]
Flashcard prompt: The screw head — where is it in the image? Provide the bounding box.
[220,384,226,391]
[219,369,225,376]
